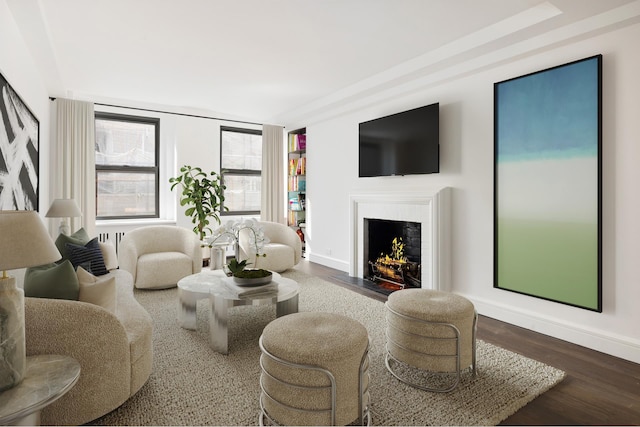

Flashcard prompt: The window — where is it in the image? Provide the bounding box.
[95,113,159,219]
[220,126,262,215]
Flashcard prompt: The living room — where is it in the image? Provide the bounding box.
[1,0,640,425]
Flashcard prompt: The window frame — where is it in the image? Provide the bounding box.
[219,126,262,216]
[95,112,160,220]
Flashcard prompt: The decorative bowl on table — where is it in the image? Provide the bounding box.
[232,269,273,286]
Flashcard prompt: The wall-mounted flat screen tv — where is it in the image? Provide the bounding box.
[359,102,439,177]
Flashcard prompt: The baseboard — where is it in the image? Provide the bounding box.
[469,295,640,364]
[307,253,349,272]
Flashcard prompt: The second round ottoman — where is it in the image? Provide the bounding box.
[259,312,370,426]
[385,288,477,392]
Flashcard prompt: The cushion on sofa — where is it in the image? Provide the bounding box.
[24,260,79,300]
[77,266,117,313]
[99,241,119,271]
[66,237,109,276]
[55,227,90,261]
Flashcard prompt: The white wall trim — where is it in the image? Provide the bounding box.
[470,295,640,364]
[308,253,349,272]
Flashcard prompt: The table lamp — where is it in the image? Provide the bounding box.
[0,211,61,392]
[45,198,82,235]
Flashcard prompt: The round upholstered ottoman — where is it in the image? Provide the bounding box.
[259,312,370,426]
[385,289,477,392]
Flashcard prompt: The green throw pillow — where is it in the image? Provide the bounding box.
[24,260,80,301]
[55,228,90,261]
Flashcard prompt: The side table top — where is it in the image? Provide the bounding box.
[0,354,80,424]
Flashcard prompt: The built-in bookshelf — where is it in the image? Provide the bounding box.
[287,128,306,253]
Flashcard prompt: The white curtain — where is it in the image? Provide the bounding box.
[52,98,96,236]
[261,124,285,223]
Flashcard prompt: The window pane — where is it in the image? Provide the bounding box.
[221,130,262,170]
[223,175,261,212]
[96,119,156,166]
[97,172,156,217]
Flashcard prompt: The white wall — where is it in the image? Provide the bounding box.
[1,1,52,285]
[0,0,51,216]
[303,23,640,363]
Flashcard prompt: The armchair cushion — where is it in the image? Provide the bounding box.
[23,260,79,300]
[135,251,194,289]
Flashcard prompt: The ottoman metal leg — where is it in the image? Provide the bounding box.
[258,336,371,426]
[385,305,478,393]
[258,313,371,426]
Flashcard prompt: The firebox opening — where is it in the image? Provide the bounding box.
[363,218,421,295]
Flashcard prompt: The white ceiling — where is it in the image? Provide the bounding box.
[6,0,640,126]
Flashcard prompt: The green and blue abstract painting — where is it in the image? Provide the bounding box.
[494,55,601,311]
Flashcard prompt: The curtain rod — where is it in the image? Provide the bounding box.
[49,97,265,127]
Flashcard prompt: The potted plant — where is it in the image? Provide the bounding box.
[225,257,272,285]
[169,165,227,241]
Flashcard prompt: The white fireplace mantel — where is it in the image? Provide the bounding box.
[349,188,451,290]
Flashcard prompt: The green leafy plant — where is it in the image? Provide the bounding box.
[169,165,227,241]
[226,258,250,275]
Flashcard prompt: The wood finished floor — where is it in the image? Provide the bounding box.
[292,260,640,425]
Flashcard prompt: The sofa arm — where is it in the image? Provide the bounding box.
[25,297,131,425]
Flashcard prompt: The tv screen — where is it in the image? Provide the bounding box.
[359,103,439,177]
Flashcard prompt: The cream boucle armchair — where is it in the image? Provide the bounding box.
[238,221,302,272]
[119,225,202,289]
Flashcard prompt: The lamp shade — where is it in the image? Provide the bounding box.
[45,199,82,218]
[0,210,62,271]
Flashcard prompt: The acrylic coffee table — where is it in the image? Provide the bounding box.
[177,269,299,354]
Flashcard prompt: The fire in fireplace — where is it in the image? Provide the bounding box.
[364,218,421,294]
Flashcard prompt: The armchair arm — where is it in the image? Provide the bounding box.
[177,229,202,274]
[25,297,131,425]
[118,236,139,283]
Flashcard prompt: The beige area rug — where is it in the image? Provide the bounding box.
[91,271,565,426]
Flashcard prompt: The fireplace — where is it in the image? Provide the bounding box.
[364,219,421,293]
[349,189,450,292]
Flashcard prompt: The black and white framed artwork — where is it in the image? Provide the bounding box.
[0,71,39,211]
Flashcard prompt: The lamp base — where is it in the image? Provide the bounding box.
[58,220,70,236]
[0,276,26,392]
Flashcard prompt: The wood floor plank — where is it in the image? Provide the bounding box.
[293,260,640,425]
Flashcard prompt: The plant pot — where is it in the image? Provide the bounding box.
[232,269,273,286]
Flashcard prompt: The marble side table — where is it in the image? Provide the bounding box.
[0,354,80,426]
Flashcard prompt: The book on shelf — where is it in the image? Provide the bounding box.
[289,197,301,211]
[288,133,307,152]
[287,175,306,192]
[288,156,306,176]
